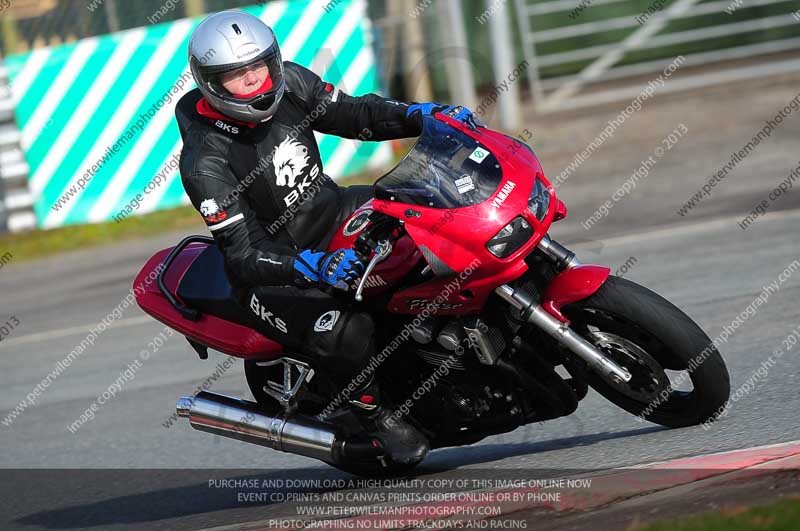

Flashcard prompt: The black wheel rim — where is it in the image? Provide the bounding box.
[565,307,695,412]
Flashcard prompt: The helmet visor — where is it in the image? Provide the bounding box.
[201,45,284,107]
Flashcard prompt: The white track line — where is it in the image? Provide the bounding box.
[0,315,154,349]
[568,207,800,249]
[627,438,800,469]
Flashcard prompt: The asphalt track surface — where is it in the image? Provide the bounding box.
[1,75,799,529]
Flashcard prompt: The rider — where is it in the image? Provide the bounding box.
[176,9,477,467]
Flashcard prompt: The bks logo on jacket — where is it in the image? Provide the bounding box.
[214,120,240,134]
[272,136,321,208]
[250,293,288,334]
[200,198,228,224]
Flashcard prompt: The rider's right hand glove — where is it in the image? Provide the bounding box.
[293,248,365,291]
[406,102,484,129]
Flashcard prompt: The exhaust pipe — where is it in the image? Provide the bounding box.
[176,391,339,462]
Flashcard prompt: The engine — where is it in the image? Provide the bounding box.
[406,318,525,442]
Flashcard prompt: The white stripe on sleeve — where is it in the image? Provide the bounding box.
[207,213,245,232]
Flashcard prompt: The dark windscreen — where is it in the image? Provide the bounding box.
[374,117,504,209]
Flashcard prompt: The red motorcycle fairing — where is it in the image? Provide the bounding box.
[553,198,568,221]
[542,265,611,322]
[326,199,424,295]
[370,113,556,314]
[374,199,533,314]
[134,244,284,359]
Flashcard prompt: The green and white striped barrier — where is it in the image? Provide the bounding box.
[4,0,391,229]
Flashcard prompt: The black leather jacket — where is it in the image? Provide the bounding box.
[176,61,421,288]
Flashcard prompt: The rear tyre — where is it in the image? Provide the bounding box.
[563,275,730,427]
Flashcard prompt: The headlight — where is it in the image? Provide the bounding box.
[486,216,534,258]
[528,177,551,221]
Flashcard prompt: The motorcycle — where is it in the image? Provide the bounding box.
[135,114,730,476]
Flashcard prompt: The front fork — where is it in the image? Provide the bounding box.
[495,236,632,385]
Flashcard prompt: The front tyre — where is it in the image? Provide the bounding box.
[563,275,730,428]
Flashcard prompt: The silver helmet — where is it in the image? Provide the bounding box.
[188,10,285,123]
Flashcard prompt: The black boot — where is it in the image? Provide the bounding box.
[347,380,429,467]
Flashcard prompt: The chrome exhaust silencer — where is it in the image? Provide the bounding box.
[176,391,337,462]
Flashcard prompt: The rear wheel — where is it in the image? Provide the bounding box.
[562,275,730,427]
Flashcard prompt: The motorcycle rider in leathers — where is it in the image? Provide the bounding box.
[177,9,478,468]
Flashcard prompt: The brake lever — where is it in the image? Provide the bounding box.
[355,240,392,302]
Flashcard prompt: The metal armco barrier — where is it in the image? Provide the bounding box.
[514,0,800,112]
[0,59,35,233]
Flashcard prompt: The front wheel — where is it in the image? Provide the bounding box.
[563,275,730,428]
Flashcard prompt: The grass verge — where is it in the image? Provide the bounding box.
[0,205,204,262]
[632,495,800,531]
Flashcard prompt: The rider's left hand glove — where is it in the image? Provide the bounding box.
[406,102,483,128]
[294,248,365,291]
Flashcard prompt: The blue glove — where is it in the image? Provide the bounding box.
[294,248,365,290]
[406,102,482,128]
